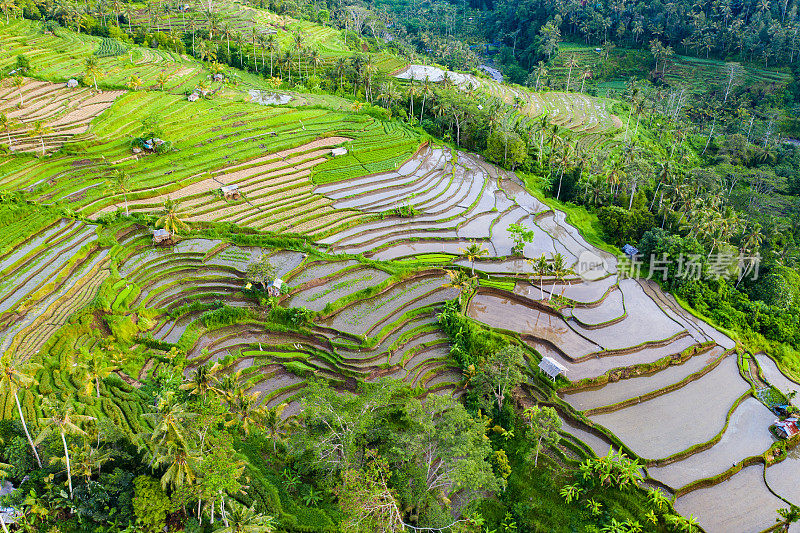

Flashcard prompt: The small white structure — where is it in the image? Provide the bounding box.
[153,228,171,244]
[67,78,79,88]
[266,278,284,297]
[221,184,240,200]
[331,147,348,157]
[538,357,567,382]
[187,92,200,102]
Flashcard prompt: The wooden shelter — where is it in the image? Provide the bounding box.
[153,228,172,244]
[221,184,241,200]
[538,357,567,382]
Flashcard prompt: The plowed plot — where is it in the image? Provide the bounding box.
[570,279,685,350]
[589,355,748,459]
[674,465,786,533]
[319,275,453,336]
[285,268,392,312]
[468,292,601,360]
[0,219,108,358]
[561,347,725,411]
[647,398,775,490]
[0,79,122,153]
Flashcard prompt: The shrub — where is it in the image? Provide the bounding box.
[132,475,170,533]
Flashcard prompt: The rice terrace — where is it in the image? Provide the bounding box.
[0,0,799,531]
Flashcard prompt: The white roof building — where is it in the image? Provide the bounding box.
[538,356,567,381]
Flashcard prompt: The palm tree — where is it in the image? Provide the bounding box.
[419,76,433,122]
[180,364,215,402]
[36,399,95,499]
[261,403,290,452]
[144,393,196,450]
[292,31,305,81]
[530,254,551,299]
[266,34,278,77]
[0,113,14,151]
[460,241,488,275]
[156,197,189,237]
[12,75,24,107]
[156,70,170,91]
[105,168,132,216]
[443,269,477,305]
[28,121,51,156]
[128,75,143,91]
[309,49,322,77]
[215,501,275,533]
[550,252,568,300]
[554,140,576,201]
[85,352,116,398]
[84,56,101,91]
[154,441,200,491]
[0,357,42,467]
[565,54,578,91]
[534,61,547,90]
[228,389,264,436]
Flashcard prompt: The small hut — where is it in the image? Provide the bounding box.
[67,79,79,88]
[538,357,567,382]
[774,417,799,439]
[266,278,284,297]
[622,244,639,258]
[331,147,348,157]
[153,228,172,244]
[221,184,241,200]
[187,92,200,102]
[212,73,225,82]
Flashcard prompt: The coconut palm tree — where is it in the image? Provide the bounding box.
[84,56,101,91]
[12,75,24,107]
[128,75,143,91]
[228,389,264,436]
[443,269,477,305]
[550,252,568,300]
[261,403,291,452]
[530,254,551,299]
[154,441,200,491]
[215,501,275,533]
[85,352,116,398]
[27,121,51,156]
[156,197,189,237]
[292,31,305,81]
[105,167,132,215]
[266,34,278,77]
[180,364,216,402]
[0,357,43,467]
[419,76,433,122]
[36,399,95,499]
[0,113,15,151]
[156,70,170,91]
[460,241,488,275]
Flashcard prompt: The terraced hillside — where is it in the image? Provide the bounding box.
[396,65,623,137]
[0,78,123,153]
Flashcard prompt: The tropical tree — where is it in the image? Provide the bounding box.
[460,241,488,275]
[105,167,132,216]
[530,254,551,299]
[84,351,116,398]
[550,252,571,299]
[0,113,14,151]
[12,75,24,107]
[128,75,143,91]
[507,223,534,256]
[0,357,43,467]
[524,405,561,466]
[84,56,101,91]
[35,399,95,499]
[266,33,278,76]
[443,269,477,304]
[245,254,275,291]
[262,403,291,452]
[474,344,525,413]
[180,364,216,402]
[214,501,275,533]
[156,70,170,91]
[156,197,189,236]
[27,120,51,156]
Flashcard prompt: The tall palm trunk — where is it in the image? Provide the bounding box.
[15,392,42,467]
[61,431,74,499]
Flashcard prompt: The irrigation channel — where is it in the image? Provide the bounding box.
[3,144,798,531]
